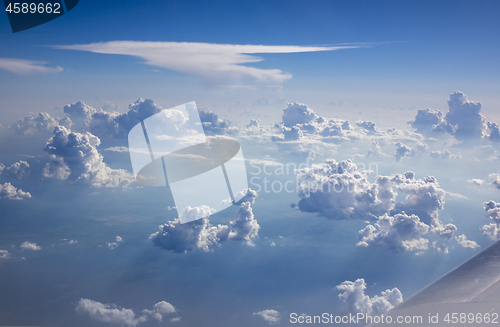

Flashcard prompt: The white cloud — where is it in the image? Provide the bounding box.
[455,234,480,249]
[228,202,260,246]
[468,179,485,185]
[141,301,176,322]
[0,250,10,259]
[482,223,500,241]
[20,241,41,251]
[5,160,30,179]
[11,112,72,135]
[107,236,124,249]
[336,278,403,315]
[484,200,500,223]
[393,142,415,162]
[43,126,133,187]
[150,201,259,253]
[0,58,63,74]
[282,102,318,127]
[489,173,500,190]
[357,213,430,252]
[253,309,281,325]
[55,41,363,85]
[445,91,485,140]
[75,299,176,327]
[0,182,31,200]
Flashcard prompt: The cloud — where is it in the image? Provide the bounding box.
[247,119,260,129]
[489,173,500,190]
[0,182,31,200]
[455,234,480,249]
[484,200,500,223]
[429,150,461,159]
[356,121,379,134]
[5,160,30,179]
[20,241,41,251]
[357,213,430,252]
[487,122,500,142]
[227,201,260,246]
[482,223,500,241]
[393,142,415,162]
[43,126,133,187]
[199,110,236,135]
[0,58,63,74]
[150,202,259,253]
[408,108,446,134]
[75,298,176,327]
[253,309,281,325]
[141,301,177,322]
[107,236,124,249]
[408,91,486,140]
[282,102,318,127]
[468,179,485,185]
[445,91,485,140]
[336,278,403,315]
[11,112,72,135]
[0,250,10,260]
[55,41,363,85]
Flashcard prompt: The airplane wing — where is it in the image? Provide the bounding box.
[369,239,500,326]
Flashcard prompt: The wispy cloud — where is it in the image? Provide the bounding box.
[0,58,63,74]
[54,41,365,85]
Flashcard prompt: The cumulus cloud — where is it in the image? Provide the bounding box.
[253,309,281,325]
[150,202,259,253]
[141,301,177,322]
[227,202,260,245]
[43,126,133,187]
[295,159,458,252]
[394,142,415,162]
[75,298,176,327]
[20,241,41,251]
[455,234,480,249]
[107,236,124,249]
[408,108,446,134]
[11,112,72,135]
[55,41,363,85]
[356,121,379,134]
[489,173,500,190]
[199,110,235,135]
[487,122,500,142]
[0,182,31,200]
[282,102,318,127]
[0,250,10,259]
[408,91,487,140]
[446,91,485,139]
[5,160,30,179]
[357,213,430,252]
[0,58,63,74]
[482,223,500,241]
[336,278,403,315]
[484,200,500,223]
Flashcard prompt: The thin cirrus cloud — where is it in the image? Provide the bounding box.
[0,58,63,74]
[54,41,366,85]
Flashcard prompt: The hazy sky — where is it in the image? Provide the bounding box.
[1,1,500,326]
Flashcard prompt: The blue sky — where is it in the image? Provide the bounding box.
[1,1,500,326]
